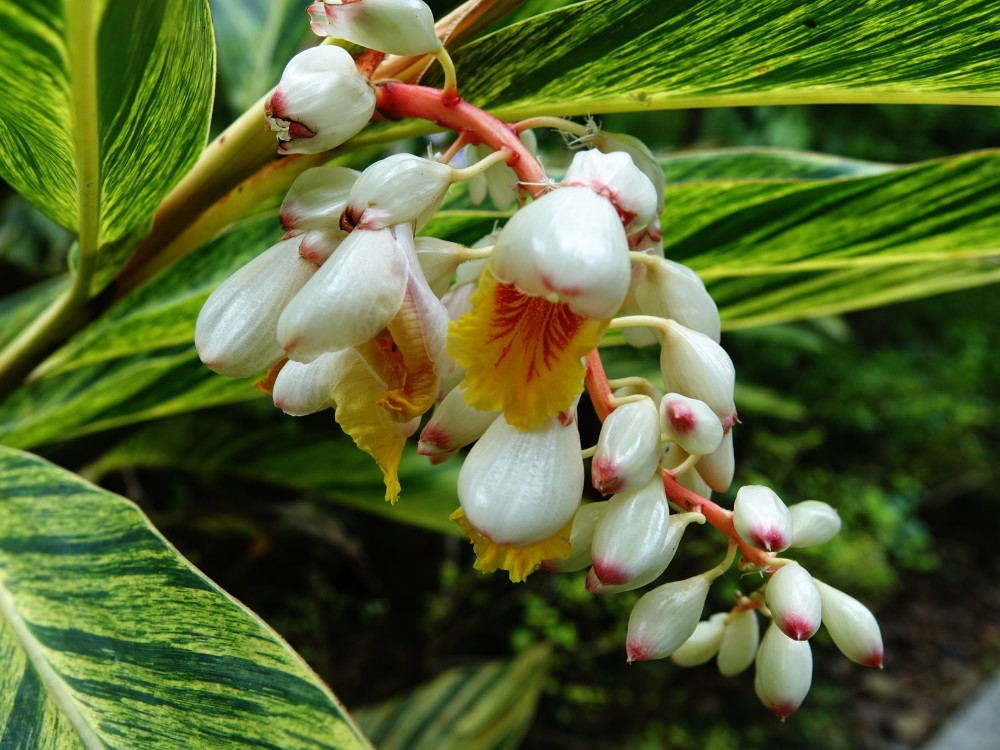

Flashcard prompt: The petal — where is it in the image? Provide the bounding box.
[451,508,573,583]
[308,0,442,56]
[448,266,606,430]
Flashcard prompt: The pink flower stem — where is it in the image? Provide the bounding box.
[374,82,548,196]
[584,349,773,569]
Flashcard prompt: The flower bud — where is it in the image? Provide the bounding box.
[296,230,346,265]
[590,477,670,586]
[591,398,662,495]
[586,512,703,594]
[659,322,735,420]
[634,258,721,342]
[277,225,411,362]
[457,413,583,546]
[660,393,724,456]
[265,46,375,155]
[308,0,442,56]
[717,608,759,676]
[490,186,630,319]
[733,485,793,553]
[694,431,735,493]
[789,500,842,548]
[345,154,454,231]
[593,130,665,215]
[626,574,710,661]
[540,501,606,573]
[418,386,499,456]
[272,350,353,416]
[196,236,315,378]
[765,563,822,641]
[280,166,360,234]
[414,237,463,297]
[561,149,657,234]
[814,580,884,668]
[466,130,536,211]
[671,612,727,667]
[754,621,812,720]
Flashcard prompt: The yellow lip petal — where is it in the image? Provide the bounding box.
[448,266,606,430]
[450,508,572,583]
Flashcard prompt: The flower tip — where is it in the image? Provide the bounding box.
[592,558,631,586]
[590,456,624,495]
[626,638,652,663]
[768,702,797,722]
[863,651,884,669]
[779,615,819,641]
[751,526,790,553]
[417,424,450,455]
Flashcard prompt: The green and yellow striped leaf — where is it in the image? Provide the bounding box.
[1,148,997,448]
[355,646,550,750]
[0,0,215,255]
[357,0,1000,146]
[0,444,371,749]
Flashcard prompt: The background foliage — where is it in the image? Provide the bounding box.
[0,0,997,747]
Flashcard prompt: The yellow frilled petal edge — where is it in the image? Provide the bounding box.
[450,508,572,583]
[329,349,407,503]
[447,267,607,431]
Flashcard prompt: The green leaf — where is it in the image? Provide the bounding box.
[355,646,550,750]
[0,444,371,749]
[88,411,464,537]
[0,0,215,254]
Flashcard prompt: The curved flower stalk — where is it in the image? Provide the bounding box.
[193,0,885,718]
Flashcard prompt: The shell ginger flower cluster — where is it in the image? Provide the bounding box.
[195,0,884,720]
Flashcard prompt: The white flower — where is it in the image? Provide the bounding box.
[733,485,793,553]
[814,580,884,668]
[788,500,842,548]
[418,386,499,456]
[280,166,360,234]
[717,608,760,676]
[633,257,721,342]
[660,393,724,456]
[308,0,442,56]
[591,398,662,494]
[695,431,735,493]
[626,574,710,661]
[344,154,454,231]
[671,613,727,667]
[265,46,375,155]
[659,322,735,420]
[589,477,670,587]
[593,130,665,215]
[561,149,658,234]
[540,501,606,573]
[272,350,353,416]
[765,563,822,641]
[754,621,812,720]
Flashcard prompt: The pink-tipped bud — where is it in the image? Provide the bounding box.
[345,154,454,231]
[561,149,658,234]
[814,580,884,668]
[593,130,665,215]
[788,500,842,548]
[591,398,662,495]
[754,621,812,721]
[626,575,710,661]
[660,393,724,456]
[272,350,352,416]
[540,502,606,573]
[765,563,822,641]
[265,46,375,155]
[635,258,721,342]
[280,166,359,234]
[695,430,735,493]
[308,0,442,56]
[717,608,760,676]
[671,612,727,667]
[418,387,499,456]
[659,322,735,419]
[586,512,703,595]
[590,478,670,586]
[733,485,793,553]
[195,236,316,378]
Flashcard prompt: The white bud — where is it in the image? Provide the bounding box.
[634,258,721,342]
[626,575,710,661]
[491,186,630,319]
[717,608,760,676]
[277,225,411,362]
[467,130,536,211]
[594,130,665,215]
[660,393,724,456]
[814,580,884,668]
[540,501,606,573]
[345,154,454,231]
[754,621,813,720]
[272,350,353,416]
[265,46,375,155]
[414,237,463,297]
[694,430,735,493]
[733,485,793,553]
[418,386,499,456]
[789,500,842,548]
[765,563,822,641]
[671,612,727,667]
[458,413,582,546]
[659,322,735,419]
[280,166,359,234]
[196,236,315,378]
[589,477,670,586]
[308,0,442,56]
[591,399,662,495]
[562,149,658,234]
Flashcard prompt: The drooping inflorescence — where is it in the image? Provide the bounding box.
[194,0,884,720]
